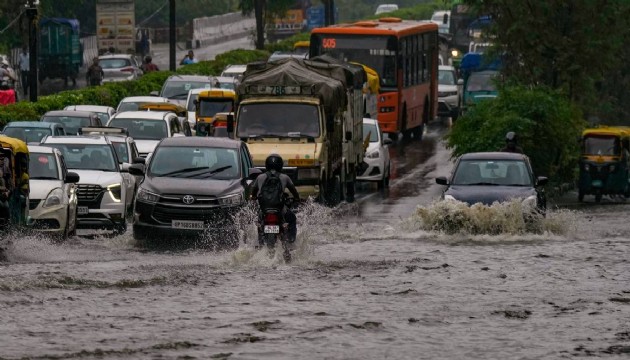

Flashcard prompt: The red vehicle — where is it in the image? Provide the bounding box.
[310,18,439,138]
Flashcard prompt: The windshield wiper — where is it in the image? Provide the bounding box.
[197,165,233,178]
[467,182,500,186]
[168,92,189,99]
[156,167,207,177]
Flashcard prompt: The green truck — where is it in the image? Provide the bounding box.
[39,18,83,86]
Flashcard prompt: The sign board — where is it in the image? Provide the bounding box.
[96,0,135,53]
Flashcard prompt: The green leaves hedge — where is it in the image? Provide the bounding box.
[0,49,270,127]
[446,85,585,187]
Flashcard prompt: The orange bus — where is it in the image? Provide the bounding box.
[310,18,439,138]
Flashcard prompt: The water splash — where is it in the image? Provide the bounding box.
[408,199,577,236]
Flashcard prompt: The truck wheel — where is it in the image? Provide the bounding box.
[346,178,356,203]
[412,125,423,140]
[326,175,342,206]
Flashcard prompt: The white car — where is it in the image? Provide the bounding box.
[27,145,80,239]
[99,54,143,83]
[375,4,399,15]
[106,111,189,158]
[116,96,171,113]
[431,10,451,34]
[220,64,247,81]
[438,65,460,121]
[357,118,392,189]
[64,105,116,124]
[41,135,132,235]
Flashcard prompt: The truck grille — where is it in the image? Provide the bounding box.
[77,184,105,201]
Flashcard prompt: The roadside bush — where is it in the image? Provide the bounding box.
[265,32,310,53]
[446,85,585,188]
[0,49,269,127]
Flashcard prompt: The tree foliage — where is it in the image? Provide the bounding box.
[447,85,585,187]
[239,0,295,49]
[465,0,630,122]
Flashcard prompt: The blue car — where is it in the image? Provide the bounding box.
[1,121,66,143]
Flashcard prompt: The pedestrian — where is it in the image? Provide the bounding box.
[86,57,104,86]
[18,46,29,96]
[180,50,199,65]
[141,55,159,73]
[500,131,524,154]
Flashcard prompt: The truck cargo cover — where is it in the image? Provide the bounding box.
[238,58,347,112]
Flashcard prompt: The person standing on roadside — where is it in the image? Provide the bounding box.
[18,46,29,97]
[180,50,199,65]
[86,57,104,86]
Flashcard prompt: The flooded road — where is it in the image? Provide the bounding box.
[1,121,630,359]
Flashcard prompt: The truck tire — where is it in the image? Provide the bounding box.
[325,175,342,206]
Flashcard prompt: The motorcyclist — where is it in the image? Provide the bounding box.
[249,154,300,243]
[500,131,524,153]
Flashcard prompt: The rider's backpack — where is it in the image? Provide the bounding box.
[259,171,284,209]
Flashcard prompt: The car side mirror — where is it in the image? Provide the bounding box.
[133,157,145,164]
[248,167,262,180]
[383,138,393,146]
[457,78,464,86]
[129,164,145,176]
[65,172,80,184]
[150,91,159,96]
[443,13,449,24]
[435,176,449,185]
[120,163,131,173]
[536,176,548,186]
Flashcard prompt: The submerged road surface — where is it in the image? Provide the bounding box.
[1,121,629,359]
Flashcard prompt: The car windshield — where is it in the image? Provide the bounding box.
[216,82,235,90]
[100,58,131,69]
[583,135,620,156]
[236,103,320,138]
[47,144,117,172]
[117,101,152,112]
[162,81,211,99]
[111,141,129,163]
[439,69,456,85]
[94,112,110,123]
[41,116,92,135]
[199,99,233,118]
[149,146,240,179]
[452,159,532,186]
[3,127,51,143]
[108,119,168,140]
[362,122,379,142]
[467,72,498,92]
[29,153,59,180]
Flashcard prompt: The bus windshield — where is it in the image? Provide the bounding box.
[311,34,398,88]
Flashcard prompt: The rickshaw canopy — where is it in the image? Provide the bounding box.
[138,103,187,117]
[0,135,29,155]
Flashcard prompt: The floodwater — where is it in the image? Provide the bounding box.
[1,122,629,359]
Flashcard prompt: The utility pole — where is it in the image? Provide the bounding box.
[169,0,176,71]
[26,0,39,102]
[324,0,335,26]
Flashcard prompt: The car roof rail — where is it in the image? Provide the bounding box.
[78,126,129,136]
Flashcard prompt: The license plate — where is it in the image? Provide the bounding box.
[172,220,204,230]
[264,225,280,234]
[77,206,89,215]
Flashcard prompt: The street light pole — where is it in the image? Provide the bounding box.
[26,0,38,102]
[169,0,176,71]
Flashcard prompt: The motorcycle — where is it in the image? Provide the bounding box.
[257,195,295,262]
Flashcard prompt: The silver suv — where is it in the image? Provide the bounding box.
[41,135,132,235]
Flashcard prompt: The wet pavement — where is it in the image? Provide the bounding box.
[1,120,630,359]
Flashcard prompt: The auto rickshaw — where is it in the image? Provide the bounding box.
[138,102,187,117]
[194,89,236,136]
[578,126,630,202]
[0,135,29,229]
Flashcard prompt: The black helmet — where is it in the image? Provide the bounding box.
[505,131,517,143]
[265,154,283,172]
[145,55,152,63]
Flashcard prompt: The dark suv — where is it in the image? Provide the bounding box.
[129,137,259,246]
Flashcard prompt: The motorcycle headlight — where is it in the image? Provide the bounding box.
[366,150,380,159]
[444,194,457,202]
[219,193,243,206]
[137,187,159,204]
[584,163,590,171]
[522,195,537,210]
[609,164,616,172]
[107,184,122,202]
[43,188,64,208]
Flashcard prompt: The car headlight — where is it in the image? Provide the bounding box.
[43,188,64,208]
[444,194,457,202]
[366,150,380,159]
[522,195,537,210]
[219,193,243,206]
[137,187,159,204]
[107,184,122,202]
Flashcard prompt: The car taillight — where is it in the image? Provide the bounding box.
[120,67,134,73]
[264,213,279,224]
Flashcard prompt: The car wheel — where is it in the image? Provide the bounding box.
[377,164,390,190]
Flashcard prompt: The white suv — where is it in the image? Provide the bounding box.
[107,111,190,158]
[41,135,132,235]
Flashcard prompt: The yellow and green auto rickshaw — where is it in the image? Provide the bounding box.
[578,126,630,202]
[0,135,30,229]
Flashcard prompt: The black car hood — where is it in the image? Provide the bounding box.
[445,185,536,205]
[143,176,243,197]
